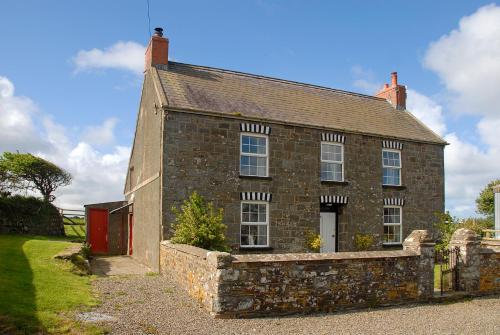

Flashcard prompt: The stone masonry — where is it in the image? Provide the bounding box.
[449,228,500,294]
[160,230,438,318]
[162,111,445,252]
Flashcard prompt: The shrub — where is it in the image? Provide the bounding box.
[170,191,230,252]
[433,211,493,251]
[305,231,322,252]
[0,195,64,235]
[80,243,92,260]
[354,233,374,251]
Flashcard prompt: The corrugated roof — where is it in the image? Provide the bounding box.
[157,62,446,144]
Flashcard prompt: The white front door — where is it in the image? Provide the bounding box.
[320,212,336,253]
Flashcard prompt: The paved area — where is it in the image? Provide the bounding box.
[91,272,500,335]
[90,256,150,276]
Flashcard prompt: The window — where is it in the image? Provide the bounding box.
[383,206,402,244]
[240,202,268,247]
[382,149,401,185]
[240,134,268,177]
[321,142,344,181]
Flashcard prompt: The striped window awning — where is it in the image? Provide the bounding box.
[321,133,345,144]
[384,198,405,206]
[382,140,403,150]
[240,123,271,135]
[240,192,272,202]
[320,195,348,204]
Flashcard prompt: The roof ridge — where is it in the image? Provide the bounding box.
[165,61,388,103]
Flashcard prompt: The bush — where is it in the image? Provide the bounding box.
[354,233,374,251]
[0,195,64,236]
[305,231,322,252]
[170,191,230,252]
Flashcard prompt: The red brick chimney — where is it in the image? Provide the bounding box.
[145,27,169,71]
[375,72,407,110]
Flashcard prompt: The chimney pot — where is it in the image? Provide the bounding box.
[391,72,398,87]
[154,27,164,37]
[375,72,406,110]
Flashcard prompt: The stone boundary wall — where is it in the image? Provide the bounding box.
[160,230,435,317]
[450,229,500,294]
[161,229,500,318]
[0,197,64,236]
[160,242,225,311]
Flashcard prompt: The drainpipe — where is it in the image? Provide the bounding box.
[495,185,500,238]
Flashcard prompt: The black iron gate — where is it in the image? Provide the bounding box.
[434,247,461,295]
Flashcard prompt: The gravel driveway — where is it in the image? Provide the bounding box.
[92,273,500,335]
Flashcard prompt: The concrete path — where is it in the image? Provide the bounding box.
[90,256,150,276]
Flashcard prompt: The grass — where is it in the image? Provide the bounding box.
[63,217,86,243]
[434,264,450,291]
[0,234,101,334]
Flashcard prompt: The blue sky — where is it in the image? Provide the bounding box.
[1,1,499,216]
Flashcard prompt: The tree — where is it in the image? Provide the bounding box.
[476,179,500,218]
[170,191,230,252]
[0,152,71,202]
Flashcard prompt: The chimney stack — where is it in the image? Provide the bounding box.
[375,72,407,110]
[145,27,169,71]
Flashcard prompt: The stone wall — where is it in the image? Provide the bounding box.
[162,111,445,252]
[160,230,436,318]
[450,229,500,294]
[160,241,226,311]
[0,196,64,236]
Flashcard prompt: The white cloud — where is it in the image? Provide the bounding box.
[0,76,51,153]
[406,89,447,136]
[73,41,145,74]
[443,133,500,216]
[82,118,119,146]
[0,75,130,209]
[421,4,500,217]
[424,4,500,118]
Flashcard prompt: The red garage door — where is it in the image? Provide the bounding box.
[89,208,108,254]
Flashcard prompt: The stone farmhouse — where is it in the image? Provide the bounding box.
[113,28,446,270]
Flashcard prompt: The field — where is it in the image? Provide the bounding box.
[0,234,100,334]
[63,216,86,243]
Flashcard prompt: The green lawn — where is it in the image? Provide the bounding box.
[64,224,86,242]
[434,264,450,291]
[0,234,100,334]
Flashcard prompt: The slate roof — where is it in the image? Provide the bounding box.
[157,62,446,144]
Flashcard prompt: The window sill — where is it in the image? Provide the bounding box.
[239,246,274,252]
[321,180,349,186]
[382,184,406,190]
[239,175,272,181]
[382,243,403,248]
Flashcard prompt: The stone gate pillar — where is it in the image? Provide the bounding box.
[403,230,435,299]
[449,228,481,292]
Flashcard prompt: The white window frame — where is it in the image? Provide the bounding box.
[383,205,403,245]
[382,148,402,186]
[320,142,344,182]
[240,133,269,177]
[240,201,269,248]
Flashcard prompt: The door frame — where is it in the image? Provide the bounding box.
[128,213,133,255]
[88,208,109,254]
[320,204,339,252]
